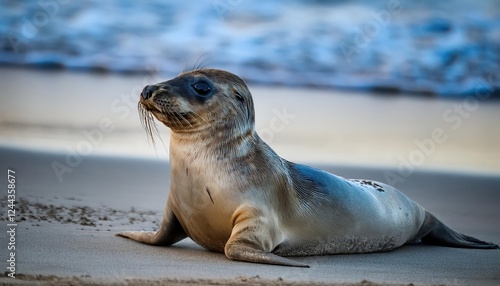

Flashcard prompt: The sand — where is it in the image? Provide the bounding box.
[0,68,499,285]
[0,146,499,286]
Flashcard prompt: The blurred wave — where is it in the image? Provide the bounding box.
[1,0,499,97]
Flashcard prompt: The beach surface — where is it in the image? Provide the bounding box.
[0,146,499,286]
[0,68,500,285]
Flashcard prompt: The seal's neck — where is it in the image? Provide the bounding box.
[170,125,259,161]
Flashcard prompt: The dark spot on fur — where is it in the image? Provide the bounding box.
[186,167,189,176]
[205,187,214,204]
[350,179,385,192]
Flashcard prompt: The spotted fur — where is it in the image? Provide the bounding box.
[349,179,385,192]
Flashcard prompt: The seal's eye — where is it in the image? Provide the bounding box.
[193,82,211,96]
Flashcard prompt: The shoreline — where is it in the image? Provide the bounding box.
[1,67,500,175]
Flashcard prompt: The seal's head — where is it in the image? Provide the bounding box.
[139,69,254,137]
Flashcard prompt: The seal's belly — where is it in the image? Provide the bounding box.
[274,235,400,256]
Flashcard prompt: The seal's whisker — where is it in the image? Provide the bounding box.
[164,110,175,127]
[170,111,188,127]
[172,111,185,129]
[167,110,182,129]
[145,111,158,147]
[177,112,194,128]
[172,111,190,127]
[138,102,166,155]
[193,53,212,71]
[190,111,210,125]
[181,55,187,74]
[138,104,153,142]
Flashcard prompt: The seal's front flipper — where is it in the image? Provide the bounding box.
[225,243,309,267]
[116,205,187,246]
[418,212,499,249]
[225,209,309,267]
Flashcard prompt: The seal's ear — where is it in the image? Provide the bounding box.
[230,87,244,102]
[235,91,244,102]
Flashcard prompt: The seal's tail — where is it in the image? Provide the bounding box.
[419,212,499,249]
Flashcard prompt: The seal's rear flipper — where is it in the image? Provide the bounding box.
[225,243,309,267]
[418,212,499,249]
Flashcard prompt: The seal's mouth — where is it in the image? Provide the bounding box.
[139,95,160,112]
[138,96,208,142]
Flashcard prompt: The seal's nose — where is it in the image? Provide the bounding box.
[141,85,157,100]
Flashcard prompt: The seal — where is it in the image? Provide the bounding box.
[117,68,499,267]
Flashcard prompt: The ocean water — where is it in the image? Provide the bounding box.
[1,0,499,97]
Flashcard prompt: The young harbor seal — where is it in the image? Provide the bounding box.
[117,68,498,267]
